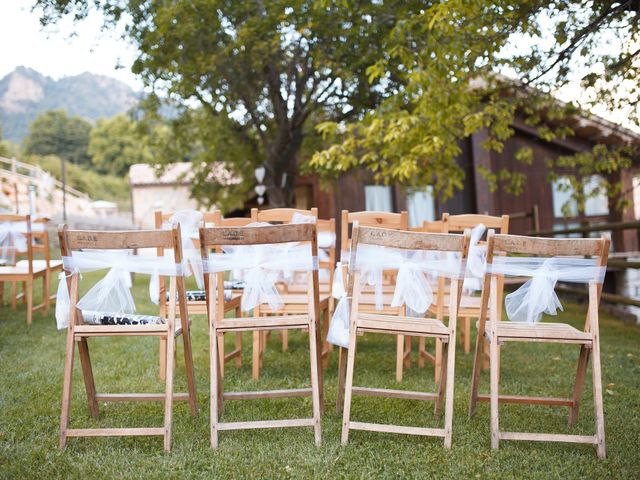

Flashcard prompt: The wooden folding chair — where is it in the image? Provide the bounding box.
[420,213,509,382]
[58,226,198,452]
[0,214,60,324]
[338,225,470,447]
[340,210,412,381]
[468,232,609,458]
[250,207,331,380]
[200,223,322,447]
[155,210,245,378]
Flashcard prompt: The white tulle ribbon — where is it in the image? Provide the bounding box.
[0,220,48,263]
[202,243,317,312]
[488,256,606,324]
[55,250,185,330]
[327,244,465,348]
[162,210,204,289]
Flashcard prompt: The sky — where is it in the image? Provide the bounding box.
[0,1,635,132]
[0,1,142,90]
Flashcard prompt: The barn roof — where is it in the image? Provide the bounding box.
[129,162,240,186]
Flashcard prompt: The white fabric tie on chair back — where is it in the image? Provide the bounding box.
[463,224,487,292]
[202,242,317,313]
[0,221,45,262]
[55,250,186,330]
[327,244,466,348]
[162,210,204,289]
[488,257,606,324]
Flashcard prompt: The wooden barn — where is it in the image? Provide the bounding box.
[294,112,640,255]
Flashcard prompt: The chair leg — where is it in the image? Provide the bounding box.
[235,332,243,368]
[396,335,404,382]
[463,317,471,354]
[434,342,449,417]
[489,336,500,450]
[340,328,358,445]
[218,333,226,378]
[315,309,325,413]
[42,274,48,315]
[308,323,322,445]
[235,306,243,368]
[591,336,606,458]
[336,347,347,413]
[59,329,76,449]
[211,327,221,448]
[11,281,17,309]
[180,325,198,417]
[468,322,485,418]
[26,279,33,325]
[443,335,456,449]
[252,331,261,380]
[77,339,99,418]
[568,345,590,427]
[163,331,176,453]
[435,339,443,384]
[159,339,167,380]
[404,335,412,369]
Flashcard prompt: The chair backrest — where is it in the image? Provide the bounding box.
[348,224,470,322]
[484,231,609,330]
[251,207,318,223]
[59,225,186,326]
[442,213,509,234]
[0,214,33,271]
[341,210,408,252]
[199,223,319,320]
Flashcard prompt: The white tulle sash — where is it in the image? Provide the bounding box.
[202,243,317,312]
[162,209,204,289]
[327,244,465,348]
[55,250,185,330]
[488,257,606,324]
[0,221,45,262]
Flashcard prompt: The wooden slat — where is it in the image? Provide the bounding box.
[476,394,574,406]
[217,315,309,331]
[63,229,176,250]
[223,388,312,400]
[74,325,168,336]
[356,313,449,336]
[492,233,605,257]
[499,431,597,444]
[65,427,165,437]
[217,418,315,431]
[200,223,314,246]
[352,387,438,401]
[95,393,190,402]
[349,421,446,437]
[357,227,465,252]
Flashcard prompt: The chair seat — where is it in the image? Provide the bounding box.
[486,321,592,344]
[355,312,450,338]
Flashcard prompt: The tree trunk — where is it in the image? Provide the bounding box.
[264,126,304,208]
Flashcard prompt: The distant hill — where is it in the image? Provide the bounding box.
[0,66,139,143]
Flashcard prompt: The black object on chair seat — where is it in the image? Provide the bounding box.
[81,310,165,326]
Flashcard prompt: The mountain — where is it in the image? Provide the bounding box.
[0,66,139,143]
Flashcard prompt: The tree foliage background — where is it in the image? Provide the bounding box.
[35,0,640,213]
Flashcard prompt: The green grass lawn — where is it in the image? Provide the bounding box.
[1,273,639,479]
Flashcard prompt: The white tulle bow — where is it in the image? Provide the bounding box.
[203,243,316,312]
[55,251,185,330]
[327,244,465,348]
[489,256,606,324]
[163,210,204,289]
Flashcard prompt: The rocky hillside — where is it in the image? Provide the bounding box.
[0,66,139,143]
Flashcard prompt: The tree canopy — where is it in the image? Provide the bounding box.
[23,109,92,166]
[36,0,640,213]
